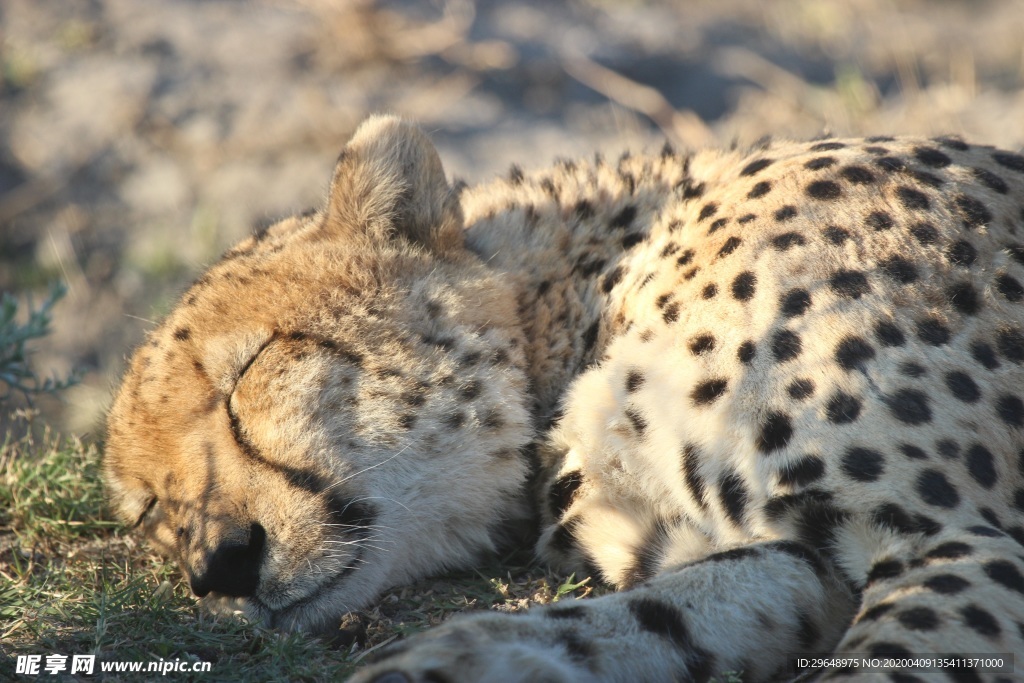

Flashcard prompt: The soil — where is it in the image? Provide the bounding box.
[2,0,1024,434]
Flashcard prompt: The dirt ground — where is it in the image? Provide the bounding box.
[2,0,1024,435]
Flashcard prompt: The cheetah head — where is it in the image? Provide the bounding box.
[104,116,534,632]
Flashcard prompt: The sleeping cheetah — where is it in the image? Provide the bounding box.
[105,116,1024,681]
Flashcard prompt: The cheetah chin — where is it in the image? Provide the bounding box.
[107,116,1024,681]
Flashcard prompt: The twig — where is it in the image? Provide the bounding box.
[561,51,715,149]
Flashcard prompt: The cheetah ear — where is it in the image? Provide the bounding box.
[325,115,463,253]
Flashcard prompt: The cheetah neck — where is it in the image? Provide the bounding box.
[459,152,692,427]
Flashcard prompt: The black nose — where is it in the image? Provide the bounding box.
[189,522,266,598]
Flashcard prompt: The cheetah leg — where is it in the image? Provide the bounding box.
[347,540,856,683]
[820,529,1024,682]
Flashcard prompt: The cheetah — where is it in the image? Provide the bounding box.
[105,116,1024,681]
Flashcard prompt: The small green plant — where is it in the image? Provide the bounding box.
[0,282,79,405]
[553,573,590,601]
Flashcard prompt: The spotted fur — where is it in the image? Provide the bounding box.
[106,118,1024,681]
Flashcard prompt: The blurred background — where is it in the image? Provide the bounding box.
[2,0,1024,437]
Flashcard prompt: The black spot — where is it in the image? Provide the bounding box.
[805,156,836,170]
[737,213,756,224]
[625,407,647,435]
[602,266,624,294]
[748,181,772,199]
[681,181,705,200]
[937,439,960,460]
[771,232,806,250]
[984,560,1024,595]
[662,302,680,324]
[688,335,716,358]
[444,412,466,429]
[757,412,793,453]
[934,136,969,151]
[859,603,895,622]
[909,222,939,245]
[173,327,191,341]
[879,256,918,284]
[900,361,927,377]
[896,606,939,631]
[706,547,759,563]
[917,469,960,508]
[698,202,718,222]
[840,165,875,184]
[737,341,756,364]
[681,444,708,509]
[611,205,638,229]
[993,151,1024,173]
[771,329,802,363]
[826,392,862,424]
[628,599,715,681]
[778,456,825,487]
[676,249,695,267]
[691,378,729,406]
[574,199,594,219]
[459,380,481,401]
[927,541,973,559]
[896,186,930,210]
[741,158,774,176]
[841,447,885,482]
[508,165,524,183]
[924,574,970,594]
[972,167,1009,194]
[960,605,1001,638]
[398,413,416,430]
[621,233,644,249]
[811,141,846,151]
[997,274,1024,301]
[787,379,814,400]
[875,155,905,172]
[807,180,842,200]
[770,540,828,575]
[914,146,952,168]
[996,394,1024,426]
[549,471,584,518]
[997,327,1024,363]
[624,369,646,393]
[835,336,876,371]
[968,525,1004,538]
[971,341,1000,369]
[548,521,577,556]
[718,237,742,258]
[774,205,798,222]
[830,270,870,299]
[582,320,600,354]
[866,211,894,231]
[887,388,931,424]
[701,283,718,299]
[718,472,749,525]
[945,371,980,402]
[780,288,811,317]
[823,225,851,245]
[946,240,977,267]
[955,194,993,228]
[874,321,906,347]
[873,502,927,535]
[916,317,951,346]
[946,282,980,315]
[966,444,997,488]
